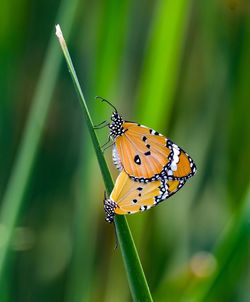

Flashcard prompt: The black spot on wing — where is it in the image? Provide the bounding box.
[149,129,159,135]
[132,199,138,204]
[137,187,143,191]
[134,155,141,165]
[142,136,147,142]
[146,144,151,149]
[140,205,148,211]
[144,151,151,156]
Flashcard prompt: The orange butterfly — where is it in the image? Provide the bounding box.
[104,170,186,222]
[96,97,197,183]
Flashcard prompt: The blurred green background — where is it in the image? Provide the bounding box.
[0,0,250,301]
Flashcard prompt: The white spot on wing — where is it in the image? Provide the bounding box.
[173,155,179,162]
[173,146,180,157]
[171,146,180,169]
[140,205,149,211]
[171,162,177,171]
[162,190,169,200]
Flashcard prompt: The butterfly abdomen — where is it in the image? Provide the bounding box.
[104,199,117,223]
[112,145,123,171]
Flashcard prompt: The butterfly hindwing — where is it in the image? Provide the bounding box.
[110,171,161,215]
[104,170,187,222]
[158,178,186,202]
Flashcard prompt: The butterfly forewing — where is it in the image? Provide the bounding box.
[171,149,193,178]
[113,122,196,182]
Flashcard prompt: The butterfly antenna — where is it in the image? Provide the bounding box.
[113,222,119,250]
[96,96,118,112]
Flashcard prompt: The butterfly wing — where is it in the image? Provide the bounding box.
[110,171,187,216]
[111,171,161,215]
[164,144,196,179]
[157,178,187,202]
[113,122,196,181]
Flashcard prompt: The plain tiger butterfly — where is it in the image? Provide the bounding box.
[96,96,197,183]
[104,170,186,223]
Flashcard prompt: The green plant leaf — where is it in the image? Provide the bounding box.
[56,25,153,302]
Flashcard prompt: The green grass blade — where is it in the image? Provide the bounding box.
[56,25,153,302]
[0,0,81,283]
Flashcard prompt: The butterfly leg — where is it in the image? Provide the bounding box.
[102,142,115,152]
[101,134,111,146]
[101,135,114,152]
[93,120,110,129]
[100,135,111,148]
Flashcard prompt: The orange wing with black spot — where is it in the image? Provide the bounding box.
[112,122,196,182]
[104,170,187,222]
[111,171,161,215]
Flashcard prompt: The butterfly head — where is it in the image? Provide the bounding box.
[103,195,117,223]
[109,111,125,139]
[95,96,125,139]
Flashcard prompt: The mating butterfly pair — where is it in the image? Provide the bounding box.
[96,97,196,223]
